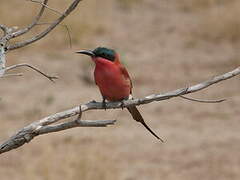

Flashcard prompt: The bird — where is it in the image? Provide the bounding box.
[76,47,163,141]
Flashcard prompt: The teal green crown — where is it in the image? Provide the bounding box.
[93,47,116,61]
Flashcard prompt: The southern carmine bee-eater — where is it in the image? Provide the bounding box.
[76,47,163,141]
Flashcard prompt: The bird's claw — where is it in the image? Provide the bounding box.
[102,98,107,111]
[76,105,82,121]
[102,100,107,110]
[120,100,126,110]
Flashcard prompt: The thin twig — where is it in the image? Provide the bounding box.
[5,63,58,82]
[0,66,239,154]
[0,104,115,154]
[0,25,9,37]
[36,22,72,48]
[179,95,226,103]
[0,45,6,76]
[7,0,82,51]
[0,73,23,78]
[27,0,63,15]
[10,0,49,39]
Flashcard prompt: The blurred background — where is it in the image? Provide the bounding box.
[0,0,239,179]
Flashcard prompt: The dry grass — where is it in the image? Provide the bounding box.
[179,0,240,44]
[193,1,240,43]
[0,0,240,180]
[116,0,143,9]
[179,0,236,11]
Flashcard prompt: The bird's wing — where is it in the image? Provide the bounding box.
[118,63,133,93]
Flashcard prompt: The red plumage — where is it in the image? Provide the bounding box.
[94,54,131,101]
[77,48,162,141]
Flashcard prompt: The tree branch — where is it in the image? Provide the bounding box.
[0,0,76,79]
[179,95,226,103]
[1,0,81,52]
[0,66,239,154]
[5,63,58,82]
[36,22,73,48]
[0,105,116,154]
[0,73,23,78]
[0,45,6,76]
[0,24,9,38]
[7,0,82,51]
[27,0,62,15]
[10,0,49,38]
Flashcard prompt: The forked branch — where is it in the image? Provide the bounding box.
[0,66,239,154]
[0,0,81,78]
[0,24,9,37]
[5,63,58,82]
[0,0,82,51]
[10,0,49,38]
[7,0,82,51]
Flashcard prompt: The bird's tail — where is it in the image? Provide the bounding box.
[127,106,164,142]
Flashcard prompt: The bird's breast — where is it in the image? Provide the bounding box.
[94,61,131,101]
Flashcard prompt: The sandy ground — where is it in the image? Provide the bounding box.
[0,0,239,179]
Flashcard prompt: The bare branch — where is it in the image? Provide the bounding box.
[5,63,58,82]
[10,0,49,38]
[186,67,240,93]
[0,45,6,76]
[0,73,23,78]
[7,0,82,51]
[0,45,57,80]
[27,0,62,15]
[36,22,72,48]
[0,66,239,154]
[0,105,116,154]
[179,95,226,103]
[0,24,9,37]
[37,119,116,134]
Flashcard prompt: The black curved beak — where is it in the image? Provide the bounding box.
[75,50,95,57]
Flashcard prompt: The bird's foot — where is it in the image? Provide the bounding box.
[120,100,126,110]
[102,98,107,110]
[76,106,82,121]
